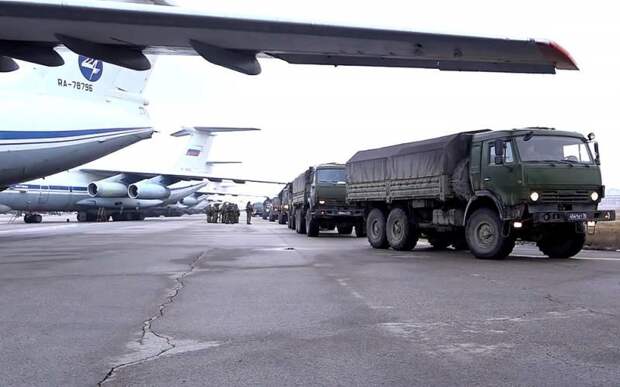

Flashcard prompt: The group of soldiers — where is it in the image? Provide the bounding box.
[205,202,241,224]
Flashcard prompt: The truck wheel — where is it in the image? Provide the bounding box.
[337,225,353,235]
[355,222,366,238]
[367,208,389,249]
[537,226,585,258]
[386,207,417,251]
[306,209,319,237]
[295,208,306,234]
[288,214,294,229]
[278,213,285,225]
[465,208,514,259]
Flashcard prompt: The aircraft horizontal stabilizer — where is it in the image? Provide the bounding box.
[171,127,260,137]
[205,161,242,165]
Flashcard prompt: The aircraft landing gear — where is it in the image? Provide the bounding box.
[111,212,145,222]
[24,213,43,224]
[77,211,99,223]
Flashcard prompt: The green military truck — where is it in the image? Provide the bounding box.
[269,196,280,222]
[278,183,292,225]
[346,128,615,259]
[291,163,365,237]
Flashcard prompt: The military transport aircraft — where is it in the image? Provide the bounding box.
[0,126,282,223]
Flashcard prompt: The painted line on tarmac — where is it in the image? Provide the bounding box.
[574,257,620,261]
[515,254,620,261]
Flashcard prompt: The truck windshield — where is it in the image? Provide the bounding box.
[317,169,346,183]
[516,136,593,164]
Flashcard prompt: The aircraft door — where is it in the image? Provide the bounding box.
[38,185,50,204]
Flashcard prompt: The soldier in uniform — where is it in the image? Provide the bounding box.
[222,202,231,224]
[245,201,253,225]
[232,204,240,224]
[206,204,213,223]
[213,203,221,223]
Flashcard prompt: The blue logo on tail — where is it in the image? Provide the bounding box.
[78,56,103,82]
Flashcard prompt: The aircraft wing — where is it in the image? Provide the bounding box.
[0,0,578,74]
[80,168,287,185]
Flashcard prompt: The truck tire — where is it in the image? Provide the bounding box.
[386,207,417,251]
[537,225,585,258]
[337,225,353,235]
[306,209,319,237]
[355,222,366,238]
[288,213,294,229]
[465,208,514,259]
[295,208,306,234]
[278,213,285,225]
[367,208,389,249]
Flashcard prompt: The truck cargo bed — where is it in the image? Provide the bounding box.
[346,132,481,203]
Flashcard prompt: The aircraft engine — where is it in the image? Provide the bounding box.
[180,196,198,207]
[128,182,171,199]
[88,181,128,198]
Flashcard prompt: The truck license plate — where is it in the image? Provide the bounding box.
[338,211,351,215]
[568,213,587,221]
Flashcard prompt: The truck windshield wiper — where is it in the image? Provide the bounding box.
[528,159,573,165]
[538,159,588,167]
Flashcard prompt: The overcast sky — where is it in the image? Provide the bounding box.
[89,0,620,197]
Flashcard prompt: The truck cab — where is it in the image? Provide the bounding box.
[291,163,365,237]
[467,128,614,258]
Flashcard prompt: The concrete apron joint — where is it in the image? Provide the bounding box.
[98,252,207,386]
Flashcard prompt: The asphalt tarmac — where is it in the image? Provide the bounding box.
[0,214,619,386]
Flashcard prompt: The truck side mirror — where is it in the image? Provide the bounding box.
[494,139,504,165]
[594,142,601,165]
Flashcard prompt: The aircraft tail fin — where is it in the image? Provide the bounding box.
[172,127,260,174]
[29,49,154,105]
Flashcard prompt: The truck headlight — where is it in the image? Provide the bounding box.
[530,192,539,202]
[591,192,599,201]
[319,200,326,205]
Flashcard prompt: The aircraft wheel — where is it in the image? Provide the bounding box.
[77,211,89,223]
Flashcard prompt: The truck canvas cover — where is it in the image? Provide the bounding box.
[346,132,478,202]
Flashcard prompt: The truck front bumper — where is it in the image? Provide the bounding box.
[311,207,364,220]
[531,210,615,223]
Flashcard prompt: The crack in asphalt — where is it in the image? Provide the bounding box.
[97,252,206,386]
[544,350,608,370]
[544,293,619,318]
